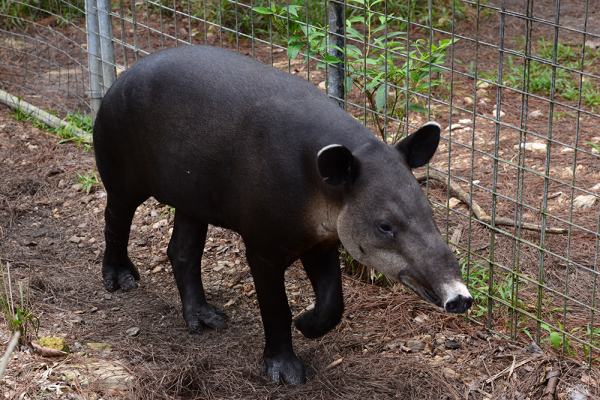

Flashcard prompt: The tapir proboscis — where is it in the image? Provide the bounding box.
[93,45,473,385]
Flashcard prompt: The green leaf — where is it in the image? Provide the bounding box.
[549,332,561,349]
[375,84,388,111]
[344,44,363,58]
[345,25,364,41]
[253,6,274,15]
[365,72,384,91]
[287,42,304,59]
[286,4,302,17]
[408,102,427,113]
[346,76,354,93]
[322,55,342,63]
[347,16,364,24]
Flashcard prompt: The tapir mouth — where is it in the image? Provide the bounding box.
[398,275,443,308]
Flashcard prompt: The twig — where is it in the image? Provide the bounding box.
[449,224,463,253]
[483,361,495,392]
[325,358,343,370]
[507,355,516,380]
[485,357,537,384]
[414,170,567,234]
[0,331,21,382]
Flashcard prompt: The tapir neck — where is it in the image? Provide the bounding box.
[312,199,342,244]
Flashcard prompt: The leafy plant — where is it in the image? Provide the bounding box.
[541,322,575,356]
[484,38,600,108]
[0,0,84,29]
[586,141,600,154]
[74,170,101,194]
[256,0,456,144]
[8,102,92,150]
[0,262,40,346]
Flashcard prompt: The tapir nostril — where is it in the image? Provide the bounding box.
[445,294,473,314]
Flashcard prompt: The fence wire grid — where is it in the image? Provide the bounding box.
[1,0,600,366]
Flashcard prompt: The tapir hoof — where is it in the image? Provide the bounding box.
[186,304,228,333]
[261,352,309,385]
[102,260,140,292]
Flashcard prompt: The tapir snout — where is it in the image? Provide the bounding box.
[399,273,473,313]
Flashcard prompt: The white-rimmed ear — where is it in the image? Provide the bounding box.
[394,121,441,168]
[317,144,356,186]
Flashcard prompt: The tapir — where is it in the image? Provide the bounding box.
[93,45,472,385]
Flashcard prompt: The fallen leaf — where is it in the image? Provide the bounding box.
[581,374,598,386]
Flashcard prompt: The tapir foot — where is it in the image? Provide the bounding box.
[295,309,339,339]
[102,259,140,292]
[186,303,228,333]
[261,352,309,385]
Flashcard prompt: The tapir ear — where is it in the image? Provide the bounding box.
[394,121,441,168]
[317,144,356,186]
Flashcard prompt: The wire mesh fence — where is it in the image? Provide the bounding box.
[1,0,599,366]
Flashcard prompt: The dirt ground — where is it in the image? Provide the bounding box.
[1,0,600,399]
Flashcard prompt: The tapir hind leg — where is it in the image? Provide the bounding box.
[246,250,308,385]
[295,245,344,338]
[103,194,143,292]
[168,210,227,333]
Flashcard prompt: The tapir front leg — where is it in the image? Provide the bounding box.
[246,250,308,385]
[295,245,344,338]
[168,210,227,332]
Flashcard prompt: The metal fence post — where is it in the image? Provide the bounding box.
[98,0,117,93]
[85,0,103,122]
[327,0,345,108]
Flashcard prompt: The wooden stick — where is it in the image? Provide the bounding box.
[484,357,537,384]
[414,170,567,234]
[0,332,21,382]
[0,89,90,142]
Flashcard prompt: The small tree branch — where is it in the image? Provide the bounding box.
[414,170,567,235]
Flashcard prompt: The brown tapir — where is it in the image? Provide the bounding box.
[93,45,472,385]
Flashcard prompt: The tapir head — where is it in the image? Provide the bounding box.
[317,122,472,313]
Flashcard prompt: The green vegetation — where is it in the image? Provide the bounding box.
[0,262,40,346]
[480,37,600,109]
[74,170,101,194]
[8,101,93,151]
[586,141,600,154]
[184,0,468,40]
[339,247,391,286]
[0,0,84,29]
[56,111,94,152]
[458,250,600,361]
[255,0,456,143]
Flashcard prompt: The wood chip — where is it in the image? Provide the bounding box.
[325,358,343,370]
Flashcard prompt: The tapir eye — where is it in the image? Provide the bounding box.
[378,222,393,235]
